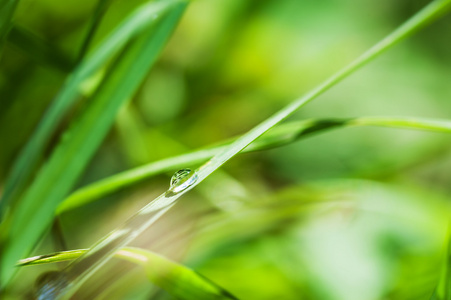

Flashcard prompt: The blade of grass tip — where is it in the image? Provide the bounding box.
[76,0,114,63]
[37,2,451,298]
[7,26,74,72]
[0,0,183,220]
[18,249,88,267]
[0,0,20,50]
[0,0,187,287]
[57,116,451,213]
[18,248,237,300]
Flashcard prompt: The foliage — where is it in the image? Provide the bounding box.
[1,0,451,299]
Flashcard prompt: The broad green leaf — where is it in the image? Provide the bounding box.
[57,116,451,213]
[0,0,183,219]
[0,0,187,286]
[18,247,238,300]
[18,249,88,266]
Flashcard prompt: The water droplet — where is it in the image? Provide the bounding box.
[34,271,69,300]
[166,168,198,196]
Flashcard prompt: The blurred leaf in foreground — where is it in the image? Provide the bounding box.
[18,247,238,300]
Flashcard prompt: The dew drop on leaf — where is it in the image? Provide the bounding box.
[166,168,198,196]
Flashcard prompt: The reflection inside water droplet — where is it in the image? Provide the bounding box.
[34,271,69,300]
[165,168,198,197]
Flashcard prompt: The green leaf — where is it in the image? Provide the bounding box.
[76,0,114,63]
[57,116,451,213]
[18,247,238,300]
[0,0,183,218]
[0,0,187,286]
[18,249,88,267]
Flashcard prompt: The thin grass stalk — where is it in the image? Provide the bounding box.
[57,116,451,213]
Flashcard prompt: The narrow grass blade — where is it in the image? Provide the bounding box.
[0,0,20,49]
[0,0,183,219]
[57,116,451,213]
[18,247,237,300]
[0,0,187,286]
[18,249,88,266]
[76,0,113,62]
[192,0,451,185]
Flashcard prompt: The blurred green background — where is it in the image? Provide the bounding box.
[1,0,451,299]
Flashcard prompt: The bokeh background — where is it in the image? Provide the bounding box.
[1,0,451,299]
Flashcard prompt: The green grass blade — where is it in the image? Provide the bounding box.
[192,0,451,186]
[76,0,113,62]
[18,249,88,266]
[350,117,451,132]
[0,0,183,219]
[0,0,187,286]
[57,116,451,213]
[18,247,237,300]
[0,0,20,49]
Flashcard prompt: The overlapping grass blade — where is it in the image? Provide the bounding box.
[18,247,237,300]
[57,116,451,213]
[76,0,114,62]
[0,0,187,285]
[0,0,183,218]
